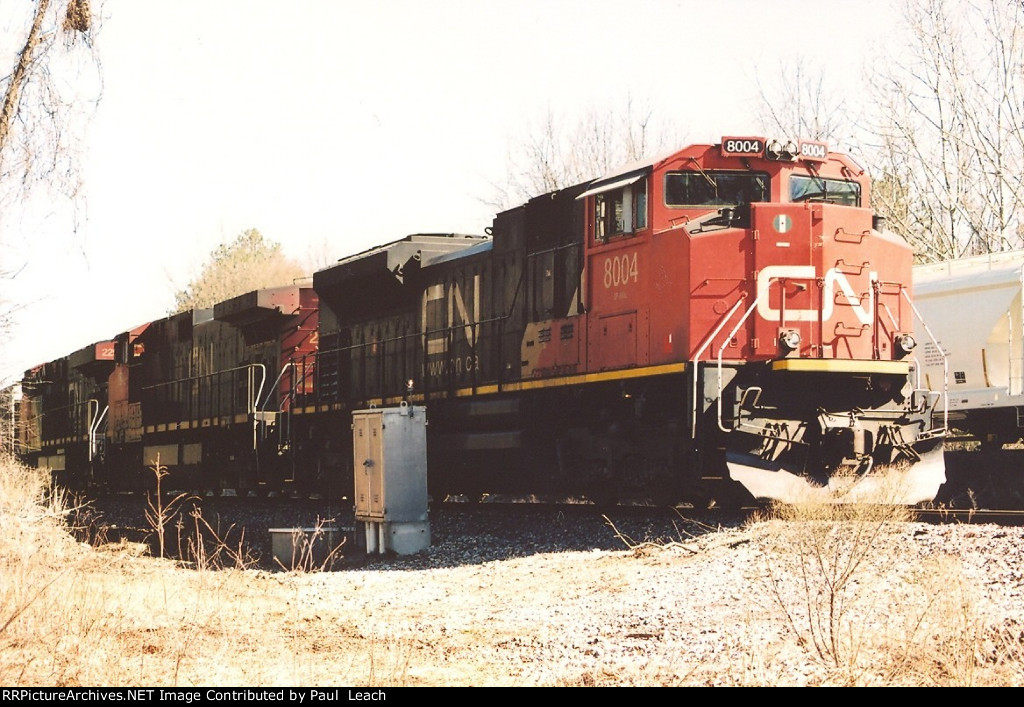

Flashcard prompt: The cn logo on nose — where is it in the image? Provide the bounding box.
[756,266,876,325]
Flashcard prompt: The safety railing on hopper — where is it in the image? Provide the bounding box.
[900,288,948,439]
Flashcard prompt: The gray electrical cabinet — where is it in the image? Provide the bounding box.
[352,404,430,555]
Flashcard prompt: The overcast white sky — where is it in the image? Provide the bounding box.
[1,0,900,383]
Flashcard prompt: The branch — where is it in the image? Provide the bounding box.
[0,0,52,159]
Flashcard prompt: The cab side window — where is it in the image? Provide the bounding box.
[595,179,647,240]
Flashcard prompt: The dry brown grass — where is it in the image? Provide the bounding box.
[0,454,400,686]
[2,452,1023,686]
[749,488,1024,686]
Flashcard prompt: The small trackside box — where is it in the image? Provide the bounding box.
[352,404,430,555]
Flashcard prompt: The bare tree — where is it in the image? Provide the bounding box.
[488,95,680,210]
[172,228,307,313]
[754,57,856,147]
[864,0,1024,261]
[0,1,102,365]
[0,0,100,218]
[0,381,18,457]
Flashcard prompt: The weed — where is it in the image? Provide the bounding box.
[754,499,911,668]
[143,454,194,560]
[272,518,346,572]
[185,507,258,571]
[602,512,705,556]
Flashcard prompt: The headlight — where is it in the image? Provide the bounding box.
[765,139,798,161]
[896,333,917,356]
[779,329,802,352]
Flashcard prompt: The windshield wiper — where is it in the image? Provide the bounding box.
[687,157,718,197]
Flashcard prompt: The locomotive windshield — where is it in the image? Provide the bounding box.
[790,175,861,206]
[664,171,769,207]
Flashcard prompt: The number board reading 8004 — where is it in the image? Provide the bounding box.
[720,137,765,158]
[798,140,828,162]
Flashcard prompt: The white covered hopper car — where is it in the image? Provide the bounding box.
[914,250,1024,447]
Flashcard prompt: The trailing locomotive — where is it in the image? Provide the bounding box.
[13,137,947,506]
[17,287,320,493]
